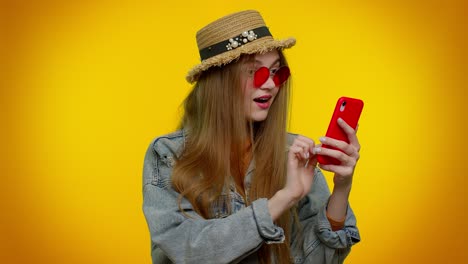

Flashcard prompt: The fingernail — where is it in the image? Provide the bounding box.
[338,117,343,123]
[319,137,326,143]
[313,147,321,154]
[305,152,310,159]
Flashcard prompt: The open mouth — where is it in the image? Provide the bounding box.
[253,95,272,109]
[253,95,272,103]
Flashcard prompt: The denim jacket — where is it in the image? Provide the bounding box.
[142,130,360,264]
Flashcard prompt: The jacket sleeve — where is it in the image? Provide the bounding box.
[291,168,360,264]
[142,138,285,264]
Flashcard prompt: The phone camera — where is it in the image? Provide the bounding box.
[340,101,346,112]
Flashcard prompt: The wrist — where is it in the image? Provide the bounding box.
[268,190,297,221]
[276,189,298,208]
[333,174,353,193]
[327,185,351,225]
[333,182,352,194]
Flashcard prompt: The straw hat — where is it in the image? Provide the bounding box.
[186,10,296,83]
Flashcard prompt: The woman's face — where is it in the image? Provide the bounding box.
[243,50,282,122]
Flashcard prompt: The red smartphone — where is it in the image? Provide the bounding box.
[317,97,364,165]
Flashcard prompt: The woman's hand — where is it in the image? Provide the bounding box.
[315,118,360,188]
[315,118,361,223]
[285,135,318,201]
[268,135,317,221]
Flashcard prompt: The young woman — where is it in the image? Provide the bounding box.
[143,10,361,264]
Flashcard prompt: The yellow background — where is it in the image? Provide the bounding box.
[2,0,467,263]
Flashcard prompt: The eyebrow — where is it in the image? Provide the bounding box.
[254,58,281,68]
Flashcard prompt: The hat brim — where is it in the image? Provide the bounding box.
[186,36,296,83]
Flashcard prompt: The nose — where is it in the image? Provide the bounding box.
[259,75,276,90]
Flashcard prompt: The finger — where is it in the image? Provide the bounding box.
[337,118,361,151]
[293,137,315,158]
[292,140,310,159]
[314,146,356,166]
[295,135,315,155]
[312,144,321,155]
[296,135,315,147]
[289,145,308,161]
[318,163,354,176]
[319,137,358,158]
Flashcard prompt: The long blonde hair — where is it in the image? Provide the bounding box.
[172,50,292,263]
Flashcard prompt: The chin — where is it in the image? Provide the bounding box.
[248,111,269,122]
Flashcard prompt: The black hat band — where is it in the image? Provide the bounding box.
[199,26,272,61]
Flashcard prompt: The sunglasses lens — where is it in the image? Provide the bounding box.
[254,67,270,87]
[252,66,291,88]
[273,66,290,86]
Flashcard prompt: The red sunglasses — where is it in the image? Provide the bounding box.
[252,66,290,88]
